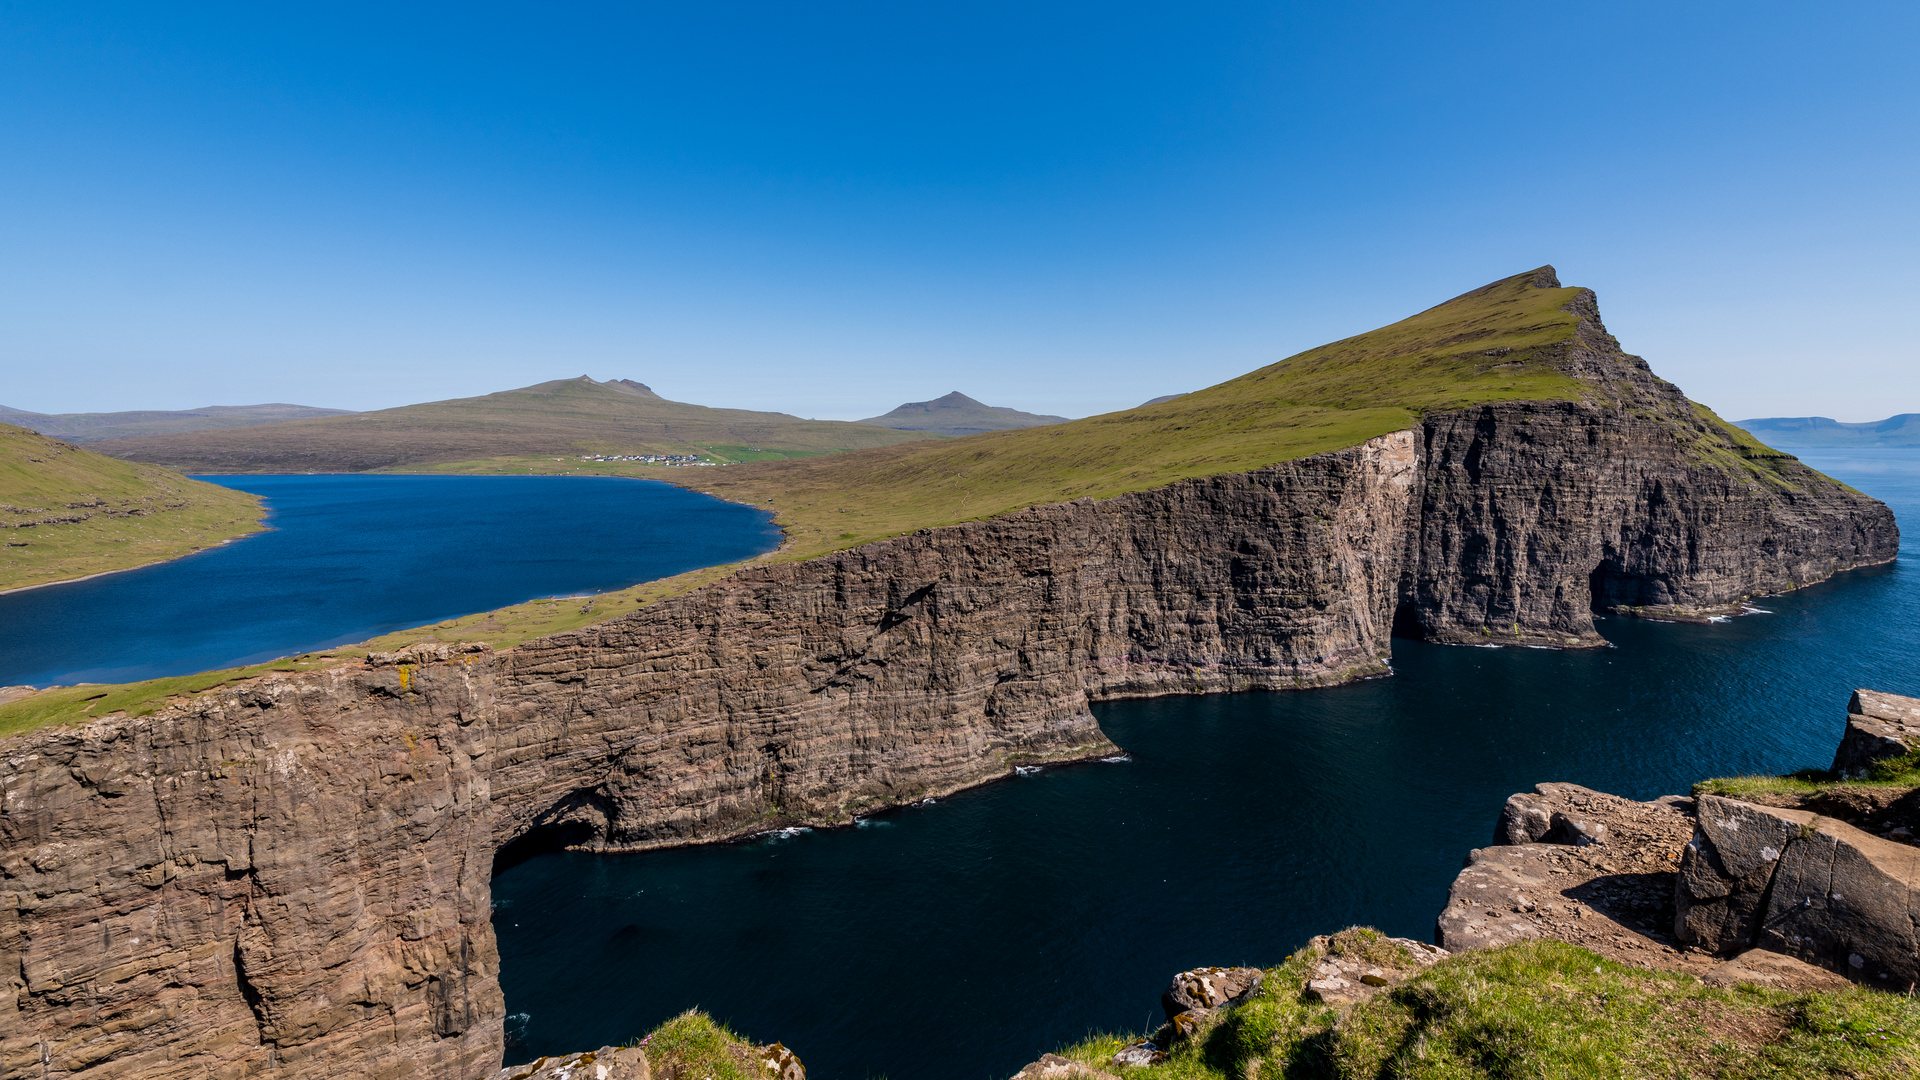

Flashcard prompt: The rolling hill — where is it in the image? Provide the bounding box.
[91,377,934,472]
[0,424,263,592]
[0,403,356,443]
[1735,413,1920,448]
[858,391,1068,437]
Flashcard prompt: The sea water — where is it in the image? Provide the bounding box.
[491,448,1918,1080]
[0,474,780,688]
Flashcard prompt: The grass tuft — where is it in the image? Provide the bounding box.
[635,1010,787,1080]
[1050,937,1919,1080]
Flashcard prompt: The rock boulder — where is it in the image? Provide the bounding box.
[1675,794,1920,988]
[1831,689,1920,777]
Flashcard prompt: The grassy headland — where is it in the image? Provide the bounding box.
[90,376,933,473]
[667,266,1595,560]
[0,423,263,593]
[1058,935,1917,1079]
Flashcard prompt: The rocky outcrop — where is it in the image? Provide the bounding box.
[0,279,1898,1076]
[488,1046,652,1080]
[1297,933,1448,1009]
[1438,784,1698,962]
[1676,794,1920,989]
[1833,689,1920,776]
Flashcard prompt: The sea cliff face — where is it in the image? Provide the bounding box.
[0,659,500,1079]
[0,297,1898,1076]
[487,429,1420,855]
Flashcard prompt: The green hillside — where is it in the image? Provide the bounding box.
[0,402,355,443]
[0,424,263,592]
[677,266,1593,560]
[91,377,935,473]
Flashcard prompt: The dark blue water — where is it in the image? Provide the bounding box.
[492,449,1918,1080]
[0,475,780,688]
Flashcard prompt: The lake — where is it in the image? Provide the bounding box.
[0,474,781,688]
[490,448,1918,1080]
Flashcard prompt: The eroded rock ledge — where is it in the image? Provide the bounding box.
[0,363,1897,1076]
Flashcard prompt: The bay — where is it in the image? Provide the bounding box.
[491,448,1918,1080]
[0,474,781,688]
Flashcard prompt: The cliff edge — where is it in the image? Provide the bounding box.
[0,269,1898,1077]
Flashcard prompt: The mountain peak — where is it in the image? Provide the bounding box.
[859,392,1068,438]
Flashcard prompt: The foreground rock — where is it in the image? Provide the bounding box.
[1438,783,1698,965]
[1677,794,1920,989]
[487,1046,651,1080]
[1437,779,1887,993]
[1297,932,1448,1009]
[0,275,1898,1077]
[1012,1054,1118,1080]
[1832,689,1920,776]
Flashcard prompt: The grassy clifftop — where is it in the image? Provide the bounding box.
[1058,935,1917,1079]
[0,424,263,593]
[672,266,1589,560]
[92,376,934,473]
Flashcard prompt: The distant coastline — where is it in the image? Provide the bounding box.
[1735,413,1920,448]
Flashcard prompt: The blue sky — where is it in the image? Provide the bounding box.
[2,2,1915,421]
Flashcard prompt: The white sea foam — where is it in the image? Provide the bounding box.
[1100,753,1133,764]
[1013,765,1042,776]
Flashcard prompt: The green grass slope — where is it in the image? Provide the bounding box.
[1057,934,1917,1079]
[90,377,934,473]
[676,266,1591,559]
[0,424,263,593]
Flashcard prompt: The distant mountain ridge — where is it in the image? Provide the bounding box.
[0,403,356,443]
[858,391,1068,438]
[90,376,933,473]
[1733,414,1920,448]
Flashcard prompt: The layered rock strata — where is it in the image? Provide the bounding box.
[0,658,501,1080]
[0,282,1900,1076]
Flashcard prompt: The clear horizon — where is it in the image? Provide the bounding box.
[3,3,1915,423]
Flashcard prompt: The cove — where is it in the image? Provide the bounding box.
[491,448,1918,1080]
[0,474,781,689]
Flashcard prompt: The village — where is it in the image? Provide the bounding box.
[577,452,719,466]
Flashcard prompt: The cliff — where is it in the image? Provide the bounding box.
[0,271,1899,1077]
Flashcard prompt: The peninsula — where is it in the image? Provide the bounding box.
[0,268,1898,1079]
[0,423,262,593]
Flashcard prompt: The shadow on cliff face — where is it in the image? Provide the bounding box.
[1589,561,1666,612]
[1390,602,1425,640]
[495,821,598,876]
